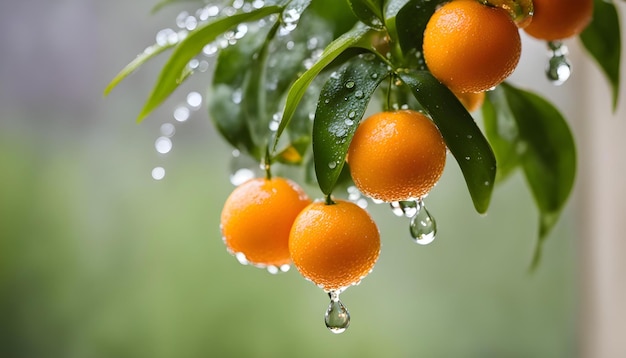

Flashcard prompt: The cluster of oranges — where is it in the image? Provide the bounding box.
[220,0,594,333]
[424,0,593,110]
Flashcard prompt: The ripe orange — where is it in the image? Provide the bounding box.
[423,0,521,93]
[220,177,311,268]
[524,0,593,41]
[455,90,486,112]
[347,110,447,202]
[289,199,380,291]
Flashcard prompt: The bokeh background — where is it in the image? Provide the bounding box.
[1,1,625,357]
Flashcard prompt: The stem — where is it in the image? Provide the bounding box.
[263,145,272,180]
[325,194,335,205]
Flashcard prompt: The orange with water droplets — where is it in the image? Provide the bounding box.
[289,200,380,291]
[347,110,447,202]
[220,177,311,268]
[423,0,522,93]
[524,0,593,41]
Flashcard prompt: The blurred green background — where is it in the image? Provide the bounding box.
[0,1,584,357]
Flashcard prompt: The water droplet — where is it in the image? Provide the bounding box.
[151,166,165,180]
[546,41,572,86]
[229,150,260,186]
[348,111,356,119]
[235,252,249,265]
[231,89,243,104]
[328,161,337,170]
[307,37,319,50]
[390,200,418,218]
[252,0,265,9]
[345,81,355,89]
[344,119,354,126]
[187,91,202,108]
[176,11,189,29]
[409,201,436,245]
[325,291,350,334]
[354,90,364,99]
[371,73,378,79]
[155,136,172,154]
[203,44,218,57]
[232,0,244,9]
[160,123,176,137]
[156,28,176,46]
[173,106,190,122]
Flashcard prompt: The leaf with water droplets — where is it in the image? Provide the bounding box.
[273,24,378,153]
[313,53,390,195]
[347,0,384,28]
[499,82,576,269]
[398,70,496,214]
[580,0,621,111]
[209,21,276,160]
[137,5,283,122]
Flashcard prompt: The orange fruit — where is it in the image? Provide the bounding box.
[347,110,447,202]
[289,200,380,291]
[423,0,522,93]
[220,177,311,268]
[524,0,593,41]
[455,90,486,112]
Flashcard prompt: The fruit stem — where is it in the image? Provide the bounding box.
[263,145,272,180]
[325,194,335,205]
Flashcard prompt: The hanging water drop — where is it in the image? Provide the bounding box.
[409,200,437,245]
[546,41,572,86]
[325,291,350,334]
[390,200,418,218]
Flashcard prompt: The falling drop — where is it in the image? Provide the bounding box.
[325,291,350,334]
[390,200,418,218]
[151,166,165,180]
[546,41,572,86]
[229,149,261,186]
[409,200,436,245]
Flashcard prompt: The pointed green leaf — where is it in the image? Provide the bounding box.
[398,70,496,213]
[394,0,440,55]
[500,83,576,267]
[104,42,175,96]
[580,0,621,110]
[272,24,377,151]
[347,0,384,28]
[137,5,283,122]
[483,88,522,182]
[313,53,390,194]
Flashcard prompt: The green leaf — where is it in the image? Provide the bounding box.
[347,0,384,28]
[313,53,391,194]
[394,0,440,56]
[103,42,175,96]
[272,24,378,152]
[500,83,576,268]
[137,5,283,122]
[398,70,496,214]
[208,20,277,159]
[580,0,621,110]
[483,88,522,182]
